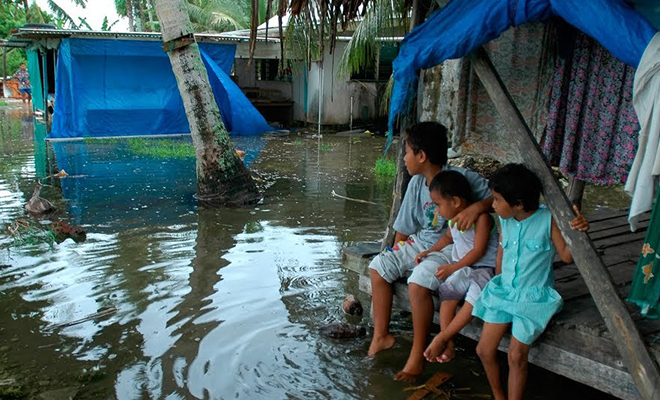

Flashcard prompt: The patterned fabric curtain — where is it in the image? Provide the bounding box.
[419,22,555,163]
[627,184,660,318]
[541,27,640,186]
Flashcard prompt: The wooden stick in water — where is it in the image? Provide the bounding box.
[331,190,377,205]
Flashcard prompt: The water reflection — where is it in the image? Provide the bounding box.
[0,106,619,399]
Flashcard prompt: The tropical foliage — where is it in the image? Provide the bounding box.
[113,0,265,33]
[337,0,408,78]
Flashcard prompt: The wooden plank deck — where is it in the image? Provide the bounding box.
[342,208,658,400]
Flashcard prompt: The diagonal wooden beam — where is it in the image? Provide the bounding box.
[468,46,660,400]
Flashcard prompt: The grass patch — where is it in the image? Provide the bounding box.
[320,143,334,152]
[373,157,397,178]
[126,138,195,159]
[0,101,8,107]
[83,137,119,145]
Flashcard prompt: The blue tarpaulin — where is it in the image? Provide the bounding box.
[51,38,271,138]
[388,0,658,143]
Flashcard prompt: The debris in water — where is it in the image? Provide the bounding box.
[403,371,452,400]
[25,183,56,214]
[342,295,363,316]
[331,190,377,205]
[47,307,117,330]
[319,323,366,339]
[5,218,56,249]
[51,221,87,243]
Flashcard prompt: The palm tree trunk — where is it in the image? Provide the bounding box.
[154,0,260,206]
[125,0,135,31]
[137,0,147,31]
[23,0,29,22]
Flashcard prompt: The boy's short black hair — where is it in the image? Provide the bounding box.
[430,170,473,204]
[405,121,448,167]
[489,164,542,211]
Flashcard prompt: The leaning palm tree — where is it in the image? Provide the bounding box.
[154,0,260,206]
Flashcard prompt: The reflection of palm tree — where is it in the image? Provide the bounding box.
[159,207,241,397]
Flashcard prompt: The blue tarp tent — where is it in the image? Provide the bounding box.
[387,0,658,142]
[51,38,271,138]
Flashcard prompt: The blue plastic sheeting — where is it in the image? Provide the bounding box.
[388,0,658,143]
[200,50,271,136]
[50,135,266,225]
[51,39,270,138]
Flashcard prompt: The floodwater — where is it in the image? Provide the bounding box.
[0,104,620,400]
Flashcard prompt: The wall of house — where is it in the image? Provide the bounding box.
[294,41,379,127]
[233,59,293,99]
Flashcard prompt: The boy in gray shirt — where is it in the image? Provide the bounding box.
[368,122,492,383]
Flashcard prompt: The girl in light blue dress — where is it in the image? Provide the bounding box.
[471,164,589,400]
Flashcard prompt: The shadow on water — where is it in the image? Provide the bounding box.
[0,106,619,399]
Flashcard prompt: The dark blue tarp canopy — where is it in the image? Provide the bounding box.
[388,0,658,142]
[51,38,271,138]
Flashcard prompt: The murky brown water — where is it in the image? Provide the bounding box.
[0,104,620,399]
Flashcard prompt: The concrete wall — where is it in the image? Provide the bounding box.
[231,41,379,127]
[293,41,378,126]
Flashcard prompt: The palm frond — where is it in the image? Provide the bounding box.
[337,0,405,78]
[42,0,78,29]
[379,74,394,116]
[114,0,126,16]
[186,0,250,32]
[78,16,92,30]
[70,0,86,8]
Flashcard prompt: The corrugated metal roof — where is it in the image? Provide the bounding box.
[3,27,283,48]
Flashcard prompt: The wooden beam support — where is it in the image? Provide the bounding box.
[381,0,428,250]
[468,47,660,400]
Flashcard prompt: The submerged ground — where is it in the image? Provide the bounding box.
[0,104,624,399]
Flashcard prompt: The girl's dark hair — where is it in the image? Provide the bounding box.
[489,164,542,211]
[429,170,473,204]
[405,121,448,167]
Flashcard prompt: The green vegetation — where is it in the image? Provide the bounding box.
[0,101,8,107]
[83,137,118,145]
[126,138,196,159]
[112,0,267,33]
[373,157,397,178]
[319,143,333,152]
[4,219,56,252]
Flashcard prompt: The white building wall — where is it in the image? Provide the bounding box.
[295,41,378,126]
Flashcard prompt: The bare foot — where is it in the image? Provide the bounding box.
[368,333,395,357]
[393,369,421,383]
[424,333,448,363]
[438,340,455,363]
[394,356,424,383]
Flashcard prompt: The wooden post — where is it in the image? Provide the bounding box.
[381,0,429,250]
[468,47,660,400]
[567,177,586,210]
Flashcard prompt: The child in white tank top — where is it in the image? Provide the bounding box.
[415,170,498,364]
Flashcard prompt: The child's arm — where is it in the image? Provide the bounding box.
[551,206,590,263]
[495,242,503,275]
[394,231,409,244]
[415,228,453,265]
[435,213,492,279]
[451,196,494,231]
